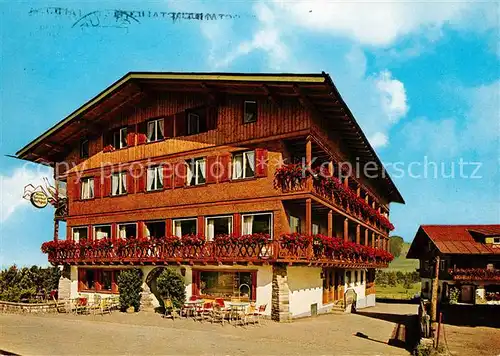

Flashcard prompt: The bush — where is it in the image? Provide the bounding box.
[0,265,61,302]
[156,268,186,309]
[449,286,460,305]
[117,269,143,312]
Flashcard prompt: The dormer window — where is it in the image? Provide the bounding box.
[187,113,200,135]
[147,118,164,142]
[244,101,257,123]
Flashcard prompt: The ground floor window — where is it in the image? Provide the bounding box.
[206,216,232,240]
[242,213,272,237]
[173,218,197,237]
[193,270,256,301]
[78,268,121,293]
[144,221,165,238]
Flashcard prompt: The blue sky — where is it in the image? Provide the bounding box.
[1,1,499,267]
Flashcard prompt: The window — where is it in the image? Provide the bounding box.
[80,139,89,159]
[242,213,272,237]
[147,118,164,142]
[354,271,358,284]
[232,150,255,180]
[493,237,500,244]
[112,127,128,149]
[147,166,163,191]
[118,223,137,239]
[206,216,233,240]
[187,113,200,135]
[94,225,111,240]
[360,270,364,284]
[187,158,206,186]
[312,223,320,235]
[72,227,88,242]
[197,270,255,301]
[173,218,197,237]
[144,221,166,239]
[243,101,257,123]
[80,177,94,200]
[290,216,300,233]
[346,271,351,285]
[111,172,127,196]
[78,268,121,293]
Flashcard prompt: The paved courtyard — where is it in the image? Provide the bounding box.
[0,303,418,355]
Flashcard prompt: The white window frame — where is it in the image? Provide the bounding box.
[289,215,300,233]
[113,127,128,149]
[71,226,88,242]
[241,212,273,238]
[117,223,138,240]
[147,118,164,142]
[93,224,112,240]
[172,218,198,237]
[80,177,94,200]
[187,113,200,135]
[187,158,206,186]
[232,150,255,180]
[111,171,127,196]
[205,215,233,241]
[312,223,320,235]
[243,100,257,123]
[144,220,166,238]
[146,166,163,191]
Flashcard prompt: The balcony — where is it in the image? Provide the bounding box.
[41,234,392,268]
[448,267,500,281]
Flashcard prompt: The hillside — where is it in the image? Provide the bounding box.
[387,242,419,272]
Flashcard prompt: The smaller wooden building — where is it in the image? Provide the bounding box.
[407,225,500,304]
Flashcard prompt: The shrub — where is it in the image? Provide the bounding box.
[117,268,143,312]
[156,268,186,309]
[449,286,460,305]
[0,265,61,302]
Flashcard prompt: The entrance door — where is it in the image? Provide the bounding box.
[460,285,474,304]
[335,270,344,301]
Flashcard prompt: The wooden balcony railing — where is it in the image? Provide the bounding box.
[448,267,500,281]
[45,240,390,268]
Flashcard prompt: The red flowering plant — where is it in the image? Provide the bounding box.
[93,238,113,250]
[77,239,93,250]
[158,235,182,247]
[240,233,271,246]
[103,144,115,153]
[181,234,205,247]
[273,163,308,191]
[41,240,58,254]
[448,268,500,281]
[280,233,312,249]
[213,233,240,246]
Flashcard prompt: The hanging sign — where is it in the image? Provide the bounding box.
[30,191,49,209]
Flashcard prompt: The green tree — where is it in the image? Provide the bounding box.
[117,269,143,312]
[156,268,186,309]
[389,236,404,258]
[387,271,397,287]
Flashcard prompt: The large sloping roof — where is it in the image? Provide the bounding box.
[15,71,404,203]
[407,225,500,258]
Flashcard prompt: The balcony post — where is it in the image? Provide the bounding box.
[364,228,369,246]
[356,186,360,197]
[305,136,312,190]
[327,210,333,237]
[344,176,349,188]
[343,218,349,242]
[53,178,59,242]
[306,198,312,235]
[165,218,172,237]
[371,231,375,247]
[356,224,361,244]
[197,216,205,236]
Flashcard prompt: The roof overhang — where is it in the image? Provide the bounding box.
[15,71,404,204]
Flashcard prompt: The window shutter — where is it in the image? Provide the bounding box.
[94,175,101,198]
[136,168,146,192]
[206,105,218,131]
[218,154,231,182]
[164,115,174,138]
[206,156,217,184]
[174,112,186,137]
[137,121,147,145]
[255,148,268,177]
[103,176,111,197]
[163,163,173,189]
[70,176,80,201]
[87,225,93,241]
[127,171,134,194]
[174,161,186,188]
[126,125,135,147]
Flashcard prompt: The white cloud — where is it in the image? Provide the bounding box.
[0,167,51,223]
[374,70,409,123]
[369,132,389,148]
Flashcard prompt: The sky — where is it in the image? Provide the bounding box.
[0,0,499,267]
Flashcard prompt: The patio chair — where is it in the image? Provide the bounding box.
[247,304,267,325]
[162,298,180,320]
[90,295,102,315]
[200,302,213,322]
[229,304,247,326]
[214,298,225,308]
[211,304,227,325]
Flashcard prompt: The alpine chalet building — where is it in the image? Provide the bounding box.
[16,72,403,321]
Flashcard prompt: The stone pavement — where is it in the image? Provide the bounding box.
[0,302,418,355]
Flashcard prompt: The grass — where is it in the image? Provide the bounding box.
[387,242,419,272]
[376,283,421,300]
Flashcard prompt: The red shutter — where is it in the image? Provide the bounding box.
[255,148,268,177]
[218,154,231,182]
[233,213,241,236]
[206,156,217,184]
[137,169,146,192]
[175,112,186,137]
[163,163,173,189]
[111,223,117,241]
[87,225,93,241]
[174,161,186,188]
[71,176,81,200]
[164,115,174,138]
[94,175,101,198]
[103,176,111,197]
[166,219,173,237]
[192,270,200,297]
[197,216,204,236]
[206,105,218,131]
[127,171,134,194]
[126,125,135,147]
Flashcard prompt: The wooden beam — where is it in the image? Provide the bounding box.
[262,84,280,107]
